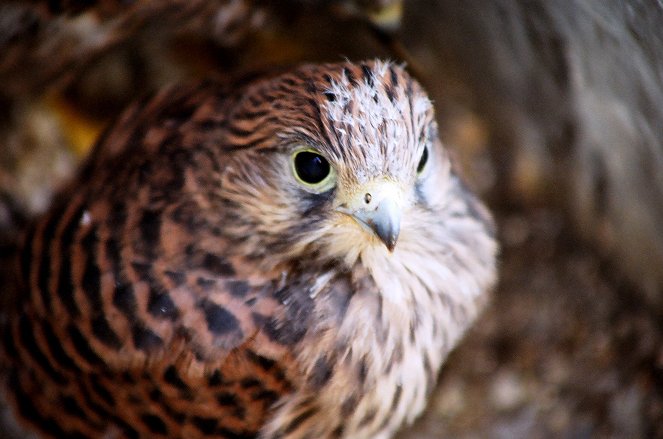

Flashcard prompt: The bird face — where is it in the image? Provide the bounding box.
[219,61,449,267]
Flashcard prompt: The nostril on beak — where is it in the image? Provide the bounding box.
[364,193,372,204]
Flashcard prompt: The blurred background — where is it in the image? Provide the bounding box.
[1,1,661,437]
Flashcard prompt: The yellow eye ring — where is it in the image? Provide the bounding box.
[291,149,337,192]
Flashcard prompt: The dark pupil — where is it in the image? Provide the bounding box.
[295,151,330,184]
[417,147,429,173]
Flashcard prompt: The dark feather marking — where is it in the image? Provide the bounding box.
[198,299,241,336]
[389,65,399,88]
[138,209,161,257]
[215,426,255,438]
[224,134,273,151]
[147,287,179,321]
[359,408,377,427]
[163,365,190,392]
[104,221,133,319]
[262,315,306,345]
[240,377,262,389]
[216,392,239,407]
[159,399,187,425]
[391,385,402,411]
[262,285,314,345]
[18,316,67,384]
[409,318,417,343]
[81,265,122,362]
[170,200,207,232]
[140,413,168,435]
[149,388,163,402]
[281,76,298,87]
[132,324,164,352]
[207,370,228,386]
[332,425,345,438]
[306,79,317,94]
[226,280,250,297]
[323,91,336,101]
[192,416,218,435]
[217,392,247,420]
[283,407,317,435]
[202,253,236,277]
[60,395,87,421]
[341,395,357,416]
[164,270,185,286]
[36,202,68,311]
[384,83,395,103]
[81,228,102,310]
[233,108,270,121]
[68,324,105,367]
[57,203,86,317]
[88,377,116,407]
[78,377,113,422]
[105,238,136,321]
[358,356,368,385]
[131,261,151,279]
[300,189,335,217]
[227,123,258,138]
[91,315,122,349]
[40,320,80,372]
[361,63,374,88]
[246,350,276,371]
[197,277,216,289]
[309,355,334,389]
[112,281,137,320]
[9,373,70,438]
[252,389,279,405]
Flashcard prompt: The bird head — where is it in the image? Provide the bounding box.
[216,60,452,268]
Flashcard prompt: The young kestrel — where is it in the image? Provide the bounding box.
[1,60,498,438]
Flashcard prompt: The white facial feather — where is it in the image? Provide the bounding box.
[321,60,432,184]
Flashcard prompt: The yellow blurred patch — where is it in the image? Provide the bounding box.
[45,94,105,157]
[367,1,403,31]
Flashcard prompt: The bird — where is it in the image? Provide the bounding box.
[0,60,498,439]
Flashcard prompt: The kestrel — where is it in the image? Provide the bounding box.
[1,60,497,438]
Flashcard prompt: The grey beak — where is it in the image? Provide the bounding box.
[350,196,401,252]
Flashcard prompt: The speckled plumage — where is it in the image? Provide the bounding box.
[1,60,497,438]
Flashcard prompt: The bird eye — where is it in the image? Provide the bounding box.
[417,147,429,174]
[291,149,336,191]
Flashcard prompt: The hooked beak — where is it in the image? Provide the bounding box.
[336,182,402,252]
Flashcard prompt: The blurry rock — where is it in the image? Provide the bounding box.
[491,370,526,412]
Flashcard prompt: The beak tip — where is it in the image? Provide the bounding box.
[377,230,399,252]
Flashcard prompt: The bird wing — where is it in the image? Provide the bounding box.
[4,83,301,437]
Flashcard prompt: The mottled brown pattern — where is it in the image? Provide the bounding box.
[1,60,497,438]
